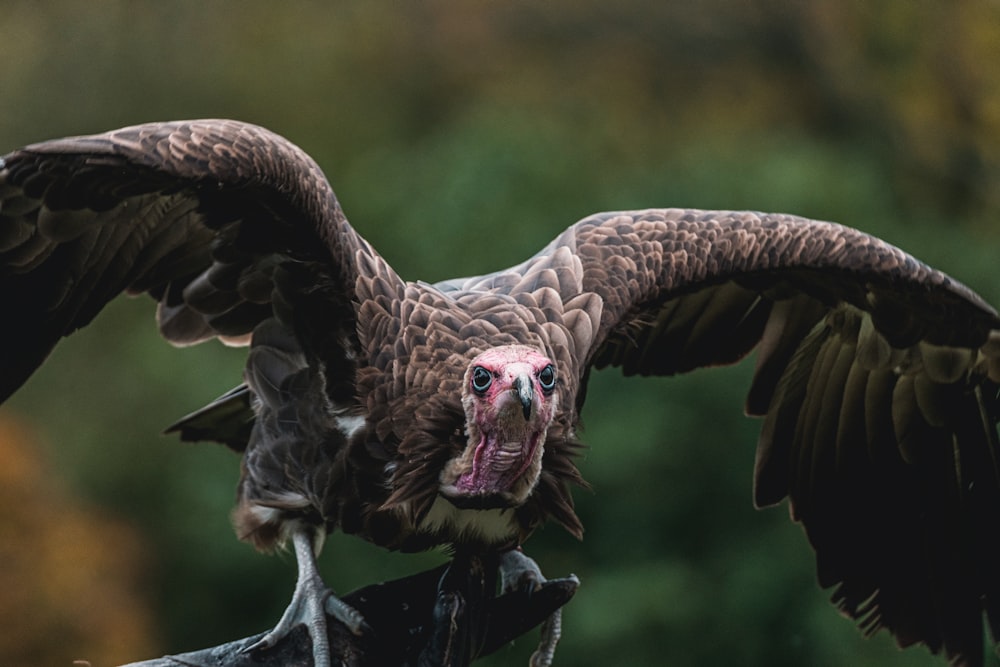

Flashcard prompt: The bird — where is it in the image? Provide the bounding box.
[2,119,1000,667]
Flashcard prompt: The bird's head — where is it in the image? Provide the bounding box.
[439,345,559,509]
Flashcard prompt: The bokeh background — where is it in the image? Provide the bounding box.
[2,2,1000,665]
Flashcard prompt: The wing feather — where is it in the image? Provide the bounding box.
[834,354,869,472]
[0,119,387,404]
[450,207,1000,664]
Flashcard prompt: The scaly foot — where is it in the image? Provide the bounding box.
[500,548,577,667]
[242,527,365,667]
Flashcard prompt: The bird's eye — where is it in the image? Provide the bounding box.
[471,366,493,395]
[538,364,557,393]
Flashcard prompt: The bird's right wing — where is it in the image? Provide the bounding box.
[0,119,396,405]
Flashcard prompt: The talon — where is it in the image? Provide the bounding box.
[499,549,567,666]
[241,634,275,655]
[325,593,368,636]
[245,527,365,667]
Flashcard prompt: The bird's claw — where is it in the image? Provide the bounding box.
[499,550,575,667]
[240,632,279,655]
[239,584,335,658]
[325,593,369,636]
[240,579,366,667]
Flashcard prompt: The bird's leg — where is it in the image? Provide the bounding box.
[500,548,575,667]
[242,525,365,667]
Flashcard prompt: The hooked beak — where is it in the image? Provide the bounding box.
[512,374,534,421]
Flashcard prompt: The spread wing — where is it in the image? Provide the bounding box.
[0,119,392,409]
[442,208,1000,665]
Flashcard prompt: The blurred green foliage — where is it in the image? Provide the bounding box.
[2,1,1000,665]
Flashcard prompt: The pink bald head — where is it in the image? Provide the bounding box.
[440,345,559,508]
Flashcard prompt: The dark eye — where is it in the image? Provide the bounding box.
[471,366,493,395]
[538,364,556,393]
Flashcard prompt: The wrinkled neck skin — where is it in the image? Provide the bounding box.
[456,396,549,502]
[440,348,558,510]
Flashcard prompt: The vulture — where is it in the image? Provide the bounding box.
[2,119,1000,667]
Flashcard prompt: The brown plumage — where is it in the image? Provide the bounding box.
[2,119,1000,666]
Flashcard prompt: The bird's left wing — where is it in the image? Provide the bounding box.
[0,120,384,407]
[441,207,1000,666]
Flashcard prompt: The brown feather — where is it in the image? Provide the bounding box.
[753,320,828,509]
[745,295,827,416]
[834,359,869,474]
